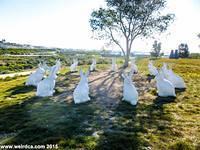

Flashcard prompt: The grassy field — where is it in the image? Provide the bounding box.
[0,58,199,150]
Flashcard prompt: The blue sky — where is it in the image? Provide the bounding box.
[0,0,199,53]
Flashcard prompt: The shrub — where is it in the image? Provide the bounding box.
[169,141,195,150]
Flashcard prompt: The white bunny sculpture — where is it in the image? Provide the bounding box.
[165,69,186,89]
[54,59,61,74]
[26,67,45,86]
[161,63,170,78]
[155,71,176,97]
[39,61,51,73]
[122,71,138,105]
[160,63,186,88]
[90,58,96,71]
[148,61,158,76]
[36,66,57,97]
[161,63,168,72]
[131,59,138,74]
[70,59,78,72]
[111,58,117,71]
[73,70,90,104]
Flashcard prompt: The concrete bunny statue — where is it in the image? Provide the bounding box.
[111,58,117,71]
[165,69,186,89]
[160,63,186,88]
[161,63,170,78]
[155,71,176,97]
[73,69,90,104]
[36,66,57,97]
[90,58,96,71]
[70,59,78,72]
[54,59,61,74]
[39,61,51,74]
[122,71,138,105]
[131,59,138,74]
[26,67,45,86]
[148,61,158,76]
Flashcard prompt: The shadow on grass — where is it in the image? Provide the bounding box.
[175,88,186,93]
[154,96,176,105]
[0,95,99,148]
[6,84,35,96]
[95,93,178,150]
[95,101,147,150]
[0,93,182,149]
[0,70,189,149]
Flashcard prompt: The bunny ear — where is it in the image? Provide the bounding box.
[122,73,125,79]
[157,70,161,75]
[80,69,83,77]
[129,70,133,78]
[38,62,41,67]
[85,69,90,76]
[122,71,127,79]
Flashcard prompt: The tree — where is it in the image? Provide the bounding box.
[90,0,174,67]
[169,50,174,59]
[150,40,163,57]
[178,43,189,58]
[174,49,179,59]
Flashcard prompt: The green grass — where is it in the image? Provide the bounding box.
[0,58,199,149]
[135,58,200,149]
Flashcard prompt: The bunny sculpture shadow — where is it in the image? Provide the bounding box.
[154,96,176,106]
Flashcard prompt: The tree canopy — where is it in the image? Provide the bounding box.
[178,43,189,58]
[90,0,174,67]
[150,40,163,57]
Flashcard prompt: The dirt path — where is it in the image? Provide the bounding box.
[89,70,123,110]
[0,70,34,79]
[54,68,155,109]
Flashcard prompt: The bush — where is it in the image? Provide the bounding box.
[189,53,200,59]
[169,141,195,150]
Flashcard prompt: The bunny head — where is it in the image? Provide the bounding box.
[162,63,168,70]
[122,72,132,85]
[49,66,57,79]
[112,57,116,61]
[131,58,136,64]
[72,59,76,64]
[168,69,174,74]
[155,70,164,81]
[80,69,90,83]
[75,59,78,65]
[56,59,61,69]
[38,62,42,68]
[56,59,61,66]
[37,67,45,74]
[148,61,153,67]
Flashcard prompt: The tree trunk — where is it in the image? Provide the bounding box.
[123,39,130,68]
[123,55,129,68]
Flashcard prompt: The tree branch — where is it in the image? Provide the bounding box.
[108,28,125,56]
[119,12,127,38]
